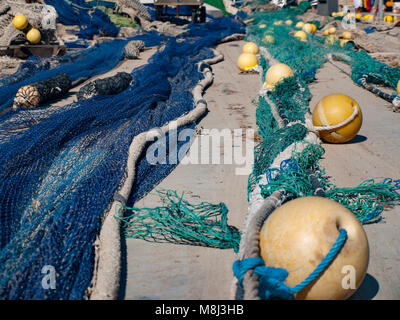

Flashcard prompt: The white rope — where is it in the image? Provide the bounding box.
[306,105,359,132]
[87,50,224,300]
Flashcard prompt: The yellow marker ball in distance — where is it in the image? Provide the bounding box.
[259,24,267,29]
[312,93,363,143]
[242,42,259,55]
[295,21,305,29]
[342,31,352,40]
[12,14,28,31]
[263,35,275,44]
[325,34,339,45]
[323,29,330,36]
[384,16,393,23]
[294,30,307,41]
[285,20,293,26]
[264,63,294,89]
[311,24,317,33]
[26,28,41,44]
[332,12,337,17]
[337,12,344,17]
[237,52,258,72]
[356,13,362,20]
[302,23,314,33]
[328,27,336,34]
[259,196,369,300]
[273,20,283,26]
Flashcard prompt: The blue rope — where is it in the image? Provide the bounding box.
[291,229,347,293]
[233,229,348,299]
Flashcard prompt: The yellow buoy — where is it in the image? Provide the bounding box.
[295,21,305,29]
[259,24,267,29]
[242,42,259,55]
[394,16,398,22]
[273,20,283,26]
[342,31,352,40]
[312,93,362,143]
[237,52,258,72]
[384,16,393,23]
[285,20,293,26]
[264,63,294,89]
[328,27,336,34]
[26,28,41,44]
[356,13,362,20]
[262,35,275,44]
[259,196,369,300]
[325,34,339,45]
[294,30,307,41]
[12,14,28,31]
[397,80,400,94]
[331,12,337,17]
[302,23,314,34]
[323,29,329,36]
[311,24,317,33]
[337,12,344,17]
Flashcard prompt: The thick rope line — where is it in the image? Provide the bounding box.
[290,229,347,294]
[86,50,225,300]
[232,42,324,301]
[308,105,359,132]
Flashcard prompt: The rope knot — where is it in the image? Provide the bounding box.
[233,229,348,300]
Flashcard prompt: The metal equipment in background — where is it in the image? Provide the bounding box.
[317,0,339,16]
[154,0,206,23]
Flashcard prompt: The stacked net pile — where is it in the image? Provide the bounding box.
[234,1,400,300]
[0,17,245,299]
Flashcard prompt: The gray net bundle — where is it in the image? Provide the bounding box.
[124,40,145,59]
[77,72,133,100]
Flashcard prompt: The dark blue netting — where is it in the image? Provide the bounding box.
[0,17,245,299]
[0,32,168,112]
[44,0,89,26]
[77,8,120,39]
[44,0,119,39]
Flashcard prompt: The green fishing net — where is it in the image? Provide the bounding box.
[116,190,241,252]
[246,1,400,223]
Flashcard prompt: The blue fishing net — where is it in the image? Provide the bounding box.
[0,17,245,299]
[44,0,119,39]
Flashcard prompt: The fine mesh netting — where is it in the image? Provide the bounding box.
[43,0,120,39]
[0,17,245,299]
[117,190,241,252]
